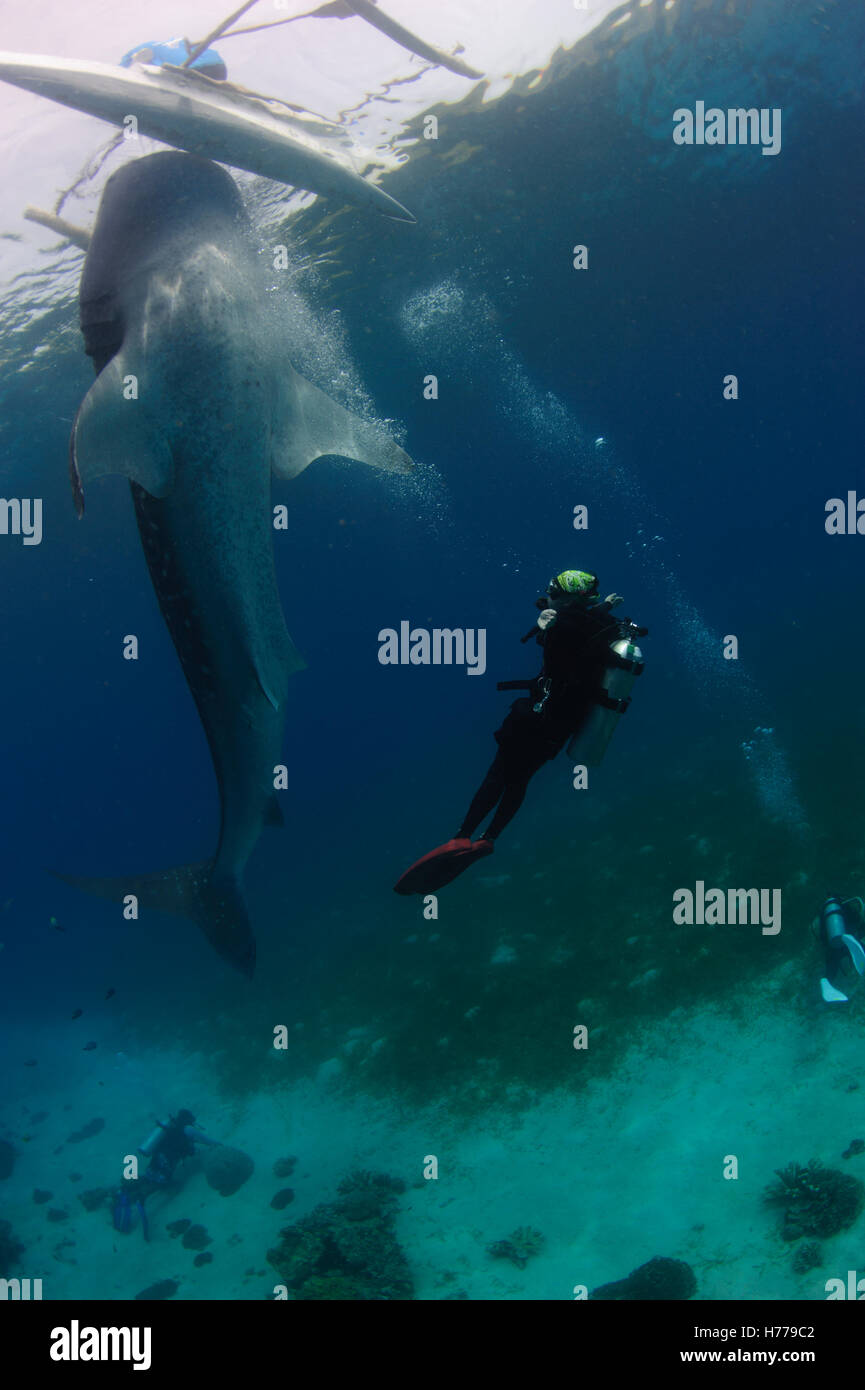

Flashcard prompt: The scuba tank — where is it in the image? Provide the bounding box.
[139,1123,166,1157]
[567,618,646,767]
[818,894,865,1002]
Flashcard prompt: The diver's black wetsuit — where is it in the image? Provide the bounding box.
[143,1123,198,1189]
[133,1116,218,1206]
[457,596,623,841]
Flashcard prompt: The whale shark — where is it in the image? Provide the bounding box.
[63,150,412,974]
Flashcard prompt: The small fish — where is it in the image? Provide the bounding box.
[82,1041,98,1052]
[71,1009,83,1020]
[23,1058,37,1066]
[104,988,115,1000]
[50,916,65,932]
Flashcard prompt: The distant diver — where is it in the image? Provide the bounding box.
[394,569,647,895]
[113,1110,220,1240]
[813,894,865,1002]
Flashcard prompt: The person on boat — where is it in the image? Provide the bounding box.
[394,569,646,895]
[120,38,228,81]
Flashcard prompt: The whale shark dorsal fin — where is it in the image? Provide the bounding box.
[70,354,174,516]
[271,367,413,480]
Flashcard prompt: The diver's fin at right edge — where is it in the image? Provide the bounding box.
[820,977,849,1003]
[52,861,256,977]
[840,933,865,975]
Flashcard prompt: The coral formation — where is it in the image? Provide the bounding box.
[134,1279,179,1300]
[181,1224,212,1251]
[203,1145,254,1196]
[590,1256,697,1300]
[271,1188,295,1210]
[792,1241,822,1274]
[487,1227,545,1268]
[267,1169,413,1300]
[764,1161,864,1240]
[273,1156,297,1178]
[78,1188,109,1212]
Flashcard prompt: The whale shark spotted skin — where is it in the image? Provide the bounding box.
[64,151,412,974]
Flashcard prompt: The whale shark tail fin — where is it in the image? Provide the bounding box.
[52,861,256,977]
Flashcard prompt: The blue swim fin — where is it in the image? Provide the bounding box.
[112,1189,132,1233]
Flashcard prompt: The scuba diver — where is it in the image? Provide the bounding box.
[394,569,647,895]
[112,1110,221,1241]
[120,38,228,81]
[813,895,865,1002]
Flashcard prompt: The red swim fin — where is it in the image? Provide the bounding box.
[393,837,494,895]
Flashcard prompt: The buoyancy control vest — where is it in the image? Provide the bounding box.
[501,602,647,764]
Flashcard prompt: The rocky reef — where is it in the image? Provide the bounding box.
[134,1279,179,1300]
[267,1169,413,1300]
[487,1226,545,1268]
[764,1160,864,1241]
[590,1256,696,1300]
[203,1145,254,1197]
[792,1240,822,1275]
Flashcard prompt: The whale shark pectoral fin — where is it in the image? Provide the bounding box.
[271,369,413,481]
[247,622,306,715]
[254,671,281,711]
[254,662,288,710]
[70,356,174,516]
